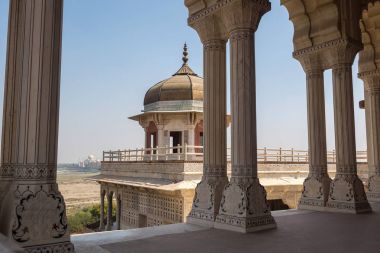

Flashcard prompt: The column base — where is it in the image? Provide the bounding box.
[24,241,75,253]
[214,179,276,233]
[187,177,228,227]
[367,175,380,201]
[0,182,74,251]
[326,175,372,213]
[298,174,331,211]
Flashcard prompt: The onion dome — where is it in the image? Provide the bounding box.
[143,43,203,107]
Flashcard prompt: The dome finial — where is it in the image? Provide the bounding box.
[182,42,188,65]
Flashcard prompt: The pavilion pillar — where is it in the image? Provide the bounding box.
[187,16,228,226]
[326,43,371,213]
[214,0,276,233]
[0,0,74,251]
[156,125,165,154]
[359,72,380,201]
[106,191,114,231]
[296,55,331,210]
[99,188,106,231]
[116,194,121,230]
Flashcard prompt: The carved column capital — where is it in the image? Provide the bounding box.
[359,70,380,92]
[328,40,363,68]
[190,14,228,43]
[294,52,323,74]
[221,0,270,33]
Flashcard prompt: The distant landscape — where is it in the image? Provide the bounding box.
[57,166,100,214]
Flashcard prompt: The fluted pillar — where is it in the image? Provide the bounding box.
[298,63,331,210]
[214,27,275,233]
[326,45,371,213]
[359,72,380,201]
[99,189,105,230]
[106,191,113,231]
[0,0,74,251]
[187,22,228,225]
[213,0,275,233]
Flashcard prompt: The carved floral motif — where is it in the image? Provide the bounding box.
[12,184,68,243]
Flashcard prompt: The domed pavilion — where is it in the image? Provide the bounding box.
[129,44,204,153]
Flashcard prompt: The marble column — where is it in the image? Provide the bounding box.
[187,17,228,226]
[99,189,106,230]
[156,125,165,157]
[326,45,371,213]
[0,0,74,251]
[185,124,196,160]
[116,194,121,230]
[106,191,114,231]
[298,64,331,210]
[214,26,275,232]
[359,72,380,201]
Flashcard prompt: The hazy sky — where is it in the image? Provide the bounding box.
[0,0,367,163]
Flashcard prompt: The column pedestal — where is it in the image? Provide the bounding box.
[327,63,371,213]
[298,68,331,210]
[215,178,276,233]
[187,39,228,227]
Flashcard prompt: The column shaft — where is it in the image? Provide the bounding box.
[203,41,227,176]
[106,192,113,231]
[99,190,105,230]
[327,64,371,213]
[187,39,228,226]
[116,196,121,230]
[230,30,257,180]
[299,69,331,209]
[333,65,357,172]
[215,29,275,232]
[0,0,74,251]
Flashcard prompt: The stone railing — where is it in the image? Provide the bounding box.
[103,146,368,163]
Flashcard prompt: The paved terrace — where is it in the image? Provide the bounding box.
[73,203,380,253]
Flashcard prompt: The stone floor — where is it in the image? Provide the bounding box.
[73,203,380,253]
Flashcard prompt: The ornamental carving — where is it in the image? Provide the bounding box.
[329,176,355,202]
[219,179,271,217]
[219,183,246,215]
[189,177,228,221]
[25,242,74,253]
[2,164,56,180]
[246,183,270,216]
[12,184,68,243]
[328,175,368,204]
[192,180,214,210]
[368,175,380,193]
[204,40,226,50]
[204,165,227,177]
[301,176,324,199]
